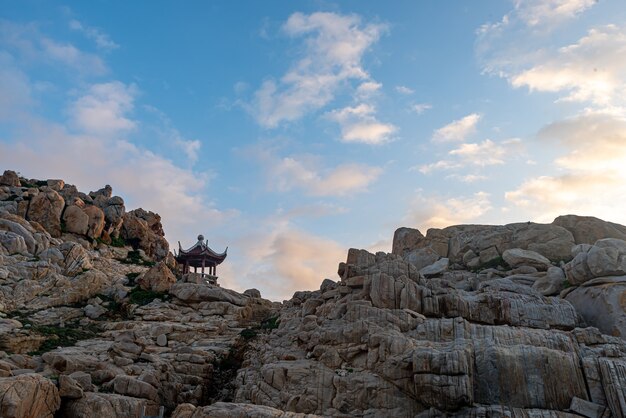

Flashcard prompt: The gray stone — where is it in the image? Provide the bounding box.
[502,248,552,270]
[569,396,608,418]
[156,334,167,347]
[420,258,449,277]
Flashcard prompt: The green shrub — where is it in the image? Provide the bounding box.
[260,316,280,330]
[240,328,257,340]
[110,236,126,247]
[29,323,99,355]
[128,287,168,306]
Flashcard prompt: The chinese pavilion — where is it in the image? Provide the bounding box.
[175,235,227,277]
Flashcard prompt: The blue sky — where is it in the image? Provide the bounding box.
[2,0,626,300]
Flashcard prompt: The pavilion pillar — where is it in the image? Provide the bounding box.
[184,261,189,275]
[202,258,205,276]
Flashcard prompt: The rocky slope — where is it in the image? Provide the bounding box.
[0,169,625,418]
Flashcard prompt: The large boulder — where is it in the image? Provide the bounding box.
[502,248,552,271]
[172,402,324,417]
[0,231,28,255]
[60,393,159,418]
[553,214,626,244]
[395,222,575,267]
[0,374,60,418]
[84,205,105,239]
[565,276,626,338]
[564,238,626,285]
[62,205,89,236]
[392,227,424,256]
[27,188,65,237]
[0,170,20,187]
[121,209,169,260]
[170,283,248,306]
[138,261,177,292]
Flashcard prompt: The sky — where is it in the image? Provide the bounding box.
[1,0,626,300]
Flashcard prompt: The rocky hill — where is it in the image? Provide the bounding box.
[0,169,625,418]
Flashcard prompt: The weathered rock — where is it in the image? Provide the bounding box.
[172,402,324,417]
[0,231,28,255]
[502,248,552,270]
[106,375,159,401]
[83,303,107,319]
[392,227,424,256]
[569,397,608,418]
[59,374,84,399]
[121,209,169,260]
[244,288,262,298]
[170,283,248,306]
[0,374,60,418]
[532,266,566,296]
[83,205,105,239]
[62,205,89,236]
[27,188,65,237]
[0,170,20,187]
[554,214,626,245]
[565,238,626,285]
[137,261,176,292]
[418,222,575,263]
[419,258,449,277]
[405,247,440,270]
[62,242,93,276]
[565,276,626,338]
[60,393,159,417]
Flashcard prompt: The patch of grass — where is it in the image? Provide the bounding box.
[240,328,258,340]
[18,178,36,188]
[110,236,126,248]
[128,287,168,306]
[260,316,280,330]
[118,250,155,267]
[125,272,141,286]
[28,322,100,355]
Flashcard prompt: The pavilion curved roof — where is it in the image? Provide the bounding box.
[175,235,227,266]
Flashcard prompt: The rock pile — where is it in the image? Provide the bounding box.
[1,170,626,418]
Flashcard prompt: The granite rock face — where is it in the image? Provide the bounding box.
[234,242,626,417]
[0,374,60,418]
[3,171,626,418]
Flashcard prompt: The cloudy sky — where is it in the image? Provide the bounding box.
[1,0,626,300]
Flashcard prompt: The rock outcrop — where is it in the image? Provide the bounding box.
[2,171,626,417]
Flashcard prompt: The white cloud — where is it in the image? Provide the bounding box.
[250,12,386,128]
[513,0,597,27]
[411,103,432,114]
[505,112,626,223]
[432,113,481,142]
[69,81,137,136]
[356,81,382,98]
[0,52,32,121]
[510,25,626,108]
[69,19,119,51]
[405,191,493,230]
[327,103,396,144]
[267,153,382,196]
[220,222,346,300]
[143,105,203,165]
[449,139,507,166]
[395,85,414,95]
[0,19,111,76]
[414,160,460,174]
[447,174,488,183]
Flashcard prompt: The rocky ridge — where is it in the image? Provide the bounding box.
[0,170,625,417]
